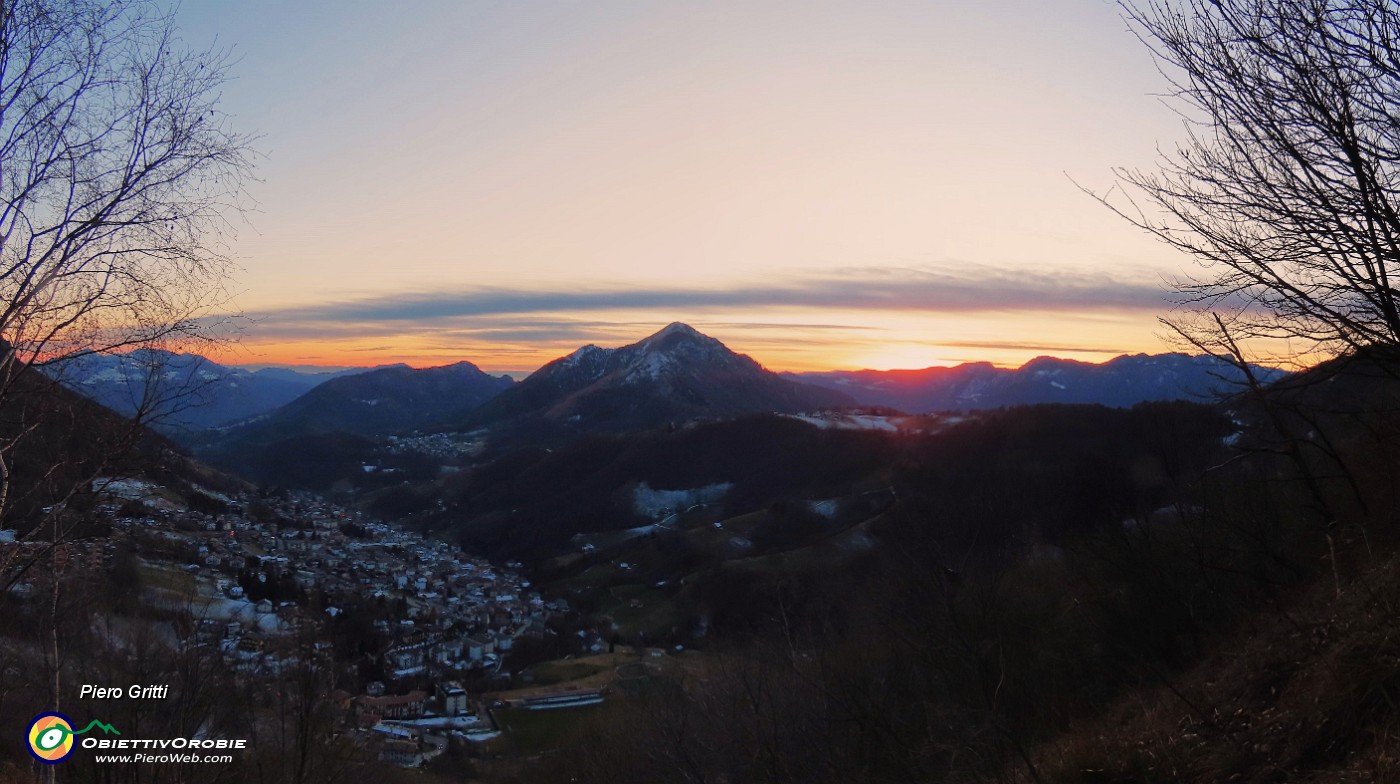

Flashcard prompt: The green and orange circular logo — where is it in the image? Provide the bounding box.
[27,712,75,764]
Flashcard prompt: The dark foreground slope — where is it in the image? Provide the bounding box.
[0,363,247,543]
[409,414,903,559]
[493,352,1400,784]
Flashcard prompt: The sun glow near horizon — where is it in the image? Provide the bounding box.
[208,304,1169,376]
[167,0,1199,373]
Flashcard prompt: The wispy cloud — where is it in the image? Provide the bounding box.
[214,266,1172,370]
[243,266,1168,340]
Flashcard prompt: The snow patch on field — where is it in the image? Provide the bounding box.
[807,499,840,518]
[144,588,285,634]
[632,482,731,519]
[92,477,162,501]
[786,413,901,431]
[387,716,486,730]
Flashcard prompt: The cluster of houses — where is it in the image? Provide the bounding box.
[348,680,501,766]
[0,534,113,598]
[382,432,483,458]
[3,481,632,769]
[99,488,571,688]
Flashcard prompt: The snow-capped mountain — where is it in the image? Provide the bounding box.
[41,349,355,433]
[787,353,1289,413]
[463,322,854,433]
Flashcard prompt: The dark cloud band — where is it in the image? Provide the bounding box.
[249,267,1169,333]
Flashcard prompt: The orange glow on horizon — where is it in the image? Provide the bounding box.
[208,324,1168,376]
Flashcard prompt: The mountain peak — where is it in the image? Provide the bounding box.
[640,322,705,344]
[634,322,727,357]
[464,323,854,432]
[658,321,700,336]
[626,322,738,379]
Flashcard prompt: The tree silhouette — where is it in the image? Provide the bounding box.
[0,0,253,586]
[1101,0,1400,362]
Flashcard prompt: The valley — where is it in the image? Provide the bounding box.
[7,1,1398,780]
[7,324,1397,784]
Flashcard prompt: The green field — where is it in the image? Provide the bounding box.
[138,562,197,594]
[522,658,612,687]
[492,703,609,754]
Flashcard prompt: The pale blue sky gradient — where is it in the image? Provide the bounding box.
[173,0,1192,372]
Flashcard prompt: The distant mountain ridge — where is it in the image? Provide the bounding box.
[52,339,1291,443]
[461,322,854,434]
[42,349,367,433]
[787,353,1289,413]
[193,360,517,487]
[215,361,515,442]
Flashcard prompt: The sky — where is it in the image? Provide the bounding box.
[174,0,1195,374]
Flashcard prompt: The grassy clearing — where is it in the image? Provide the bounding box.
[137,562,197,594]
[493,703,608,755]
[496,653,631,701]
[523,658,612,687]
[601,593,684,638]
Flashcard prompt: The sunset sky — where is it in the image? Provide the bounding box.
[176,0,1194,374]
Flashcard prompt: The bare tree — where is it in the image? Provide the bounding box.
[0,0,252,582]
[1100,0,1400,361]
